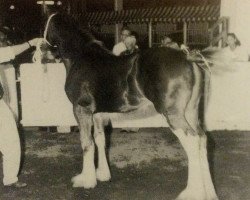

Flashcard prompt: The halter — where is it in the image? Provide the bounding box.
[44,13,58,47]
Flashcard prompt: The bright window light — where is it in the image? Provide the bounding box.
[57,1,62,6]
[37,1,55,5]
[10,5,15,9]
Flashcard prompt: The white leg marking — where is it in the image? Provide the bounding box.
[95,133,111,182]
[200,136,219,200]
[71,143,97,188]
[173,129,207,200]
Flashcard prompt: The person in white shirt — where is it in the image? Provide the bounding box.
[120,35,139,56]
[222,33,249,62]
[0,38,40,188]
[112,26,131,56]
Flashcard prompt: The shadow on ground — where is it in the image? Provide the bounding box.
[0,128,249,200]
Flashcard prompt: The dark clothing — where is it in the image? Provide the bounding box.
[0,82,3,99]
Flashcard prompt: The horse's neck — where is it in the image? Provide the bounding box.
[58,37,109,75]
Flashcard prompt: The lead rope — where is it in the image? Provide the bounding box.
[44,13,57,47]
[31,13,58,103]
[32,39,43,64]
[32,39,50,103]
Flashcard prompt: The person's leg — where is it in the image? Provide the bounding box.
[0,100,22,186]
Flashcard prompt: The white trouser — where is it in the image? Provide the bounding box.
[0,99,21,185]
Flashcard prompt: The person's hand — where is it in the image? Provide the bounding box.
[28,38,44,47]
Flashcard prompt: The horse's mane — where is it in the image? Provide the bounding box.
[49,13,113,59]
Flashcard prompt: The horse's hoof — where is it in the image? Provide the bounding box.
[96,168,111,182]
[71,173,97,189]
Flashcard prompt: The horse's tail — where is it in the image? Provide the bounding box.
[201,46,235,69]
[186,46,225,129]
[186,46,234,75]
[186,46,226,64]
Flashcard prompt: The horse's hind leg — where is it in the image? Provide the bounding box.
[71,105,97,188]
[184,114,218,200]
[185,64,218,200]
[161,79,208,200]
[163,79,195,135]
[93,113,111,182]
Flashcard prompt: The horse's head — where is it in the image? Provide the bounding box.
[44,13,79,47]
[44,13,96,58]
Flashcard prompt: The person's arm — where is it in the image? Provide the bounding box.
[0,38,40,63]
[11,38,39,57]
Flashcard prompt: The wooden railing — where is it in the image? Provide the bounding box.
[208,17,229,47]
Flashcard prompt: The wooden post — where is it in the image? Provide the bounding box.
[114,0,123,44]
[183,21,187,45]
[148,21,152,48]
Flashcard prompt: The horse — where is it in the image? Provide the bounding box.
[43,13,218,200]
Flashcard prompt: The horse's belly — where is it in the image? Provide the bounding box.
[96,98,159,123]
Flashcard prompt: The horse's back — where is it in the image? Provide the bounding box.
[139,47,191,75]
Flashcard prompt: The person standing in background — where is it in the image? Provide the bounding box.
[112,26,131,56]
[121,36,138,55]
[120,31,139,55]
[222,33,249,62]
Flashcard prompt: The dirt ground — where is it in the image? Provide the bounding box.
[0,127,249,200]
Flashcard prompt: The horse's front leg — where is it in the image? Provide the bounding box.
[71,105,97,189]
[93,113,111,182]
